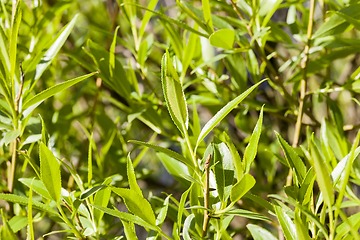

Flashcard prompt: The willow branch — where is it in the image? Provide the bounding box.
[288,0,316,186]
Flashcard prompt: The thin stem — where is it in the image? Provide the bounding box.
[184,130,199,171]
[202,154,211,237]
[57,203,85,239]
[289,0,316,185]
[8,62,24,193]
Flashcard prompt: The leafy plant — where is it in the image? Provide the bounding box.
[1,0,360,239]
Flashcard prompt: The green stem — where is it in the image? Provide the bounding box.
[202,154,211,237]
[184,130,199,172]
[57,202,85,239]
[288,0,316,186]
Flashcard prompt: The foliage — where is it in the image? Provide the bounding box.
[0,0,360,239]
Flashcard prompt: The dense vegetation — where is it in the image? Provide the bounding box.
[1,0,360,239]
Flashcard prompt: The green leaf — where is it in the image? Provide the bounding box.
[139,0,158,40]
[129,140,195,169]
[9,1,21,85]
[209,29,235,50]
[247,224,277,240]
[243,106,263,173]
[294,213,311,240]
[94,184,111,228]
[111,187,156,225]
[195,79,266,150]
[244,193,275,213]
[109,26,120,79]
[161,50,188,136]
[181,24,199,80]
[92,205,158,231]
[182,214,195,240]
[79,185,107,200]
[225,209,272,222]
[1,209,18,240]
[0,193,59,216]
[137,40,148,67]
[274,201,297,240]
[32,14,79,87]
[275,132,306,183]
[269,194,329,239]
[127,154,143,197]
[223,132,244,181]
[8,216,28,233]
[230,174,256,203]
[4,129,20,146]
[212,138,235,202]
[177,185,191,235]
[156,195,171,226]
[312,4,360,39]
[335,11,360,31]
[122,220,138,240]
[157,153,192,187]
[23,72,96,111]
[0,24,11,85]
[298,168,315,205]
[202,0,213,32]
[19,178,52,200]
[309,136,334,207]
[39,142,62,203]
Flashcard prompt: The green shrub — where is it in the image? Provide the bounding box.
[0,0,360,239]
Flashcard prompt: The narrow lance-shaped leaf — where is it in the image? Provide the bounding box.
[92,205,158,231]
[181,23,198,81]
[109,26,120,78]
[309,136,334,207]
[223,132,244,181]
[195,79,266,150]
[9,1,21,86]
[31,14,79,87]
[122,220,138,240]
[127,154,143,197]
[177,185,191,235]
[156,194,171,226]
[274,201,297,240]
[182,214,195,240]
[247,224,277,240]
[0,193,59,216]
[294,212,311,240]
[0,24,11,82]
[139,0,158,40]
[128,140,195,169]
[111,187,156,225]
[94,179,112,228]
[202,0,213,32]
[243,106,263,174]
[335,130,360,220]
[275,132,306,183]
[39,142,62,203]
[22,72,97,110]
[161,50,188,136]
